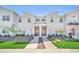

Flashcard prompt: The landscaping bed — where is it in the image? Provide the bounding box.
[0,41,29,49]
[52,39,79,49]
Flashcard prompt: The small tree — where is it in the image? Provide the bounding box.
[58,28,65,35]
[7,25,17,36]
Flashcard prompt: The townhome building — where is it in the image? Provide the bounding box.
[0,7,79,39]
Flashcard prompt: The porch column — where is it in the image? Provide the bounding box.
[33,26,34,37]
[39,26,41,37]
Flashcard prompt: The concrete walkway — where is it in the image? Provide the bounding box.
[26,36,57,49]
[25,36,39,49]
[43,36,57,49]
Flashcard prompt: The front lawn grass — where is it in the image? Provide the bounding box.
[0,41,29,49]
[52,39,79,49]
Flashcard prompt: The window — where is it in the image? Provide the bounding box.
[73,16,75,18]
[27,17,31,23]
[42,19,45,21]
[3,16,10,21]
[28,20,31,23]
[60,18,63,22]
[18,18,22,22]
[36,19,39,21]
[3,30,5,33]
[50,20,53,22]
[60,20,63,22]
[50,18,53,22]
[19,20,21,22]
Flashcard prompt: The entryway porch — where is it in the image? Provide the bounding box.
[33,24,48,37]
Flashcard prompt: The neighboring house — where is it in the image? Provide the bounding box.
[0,7,79,38]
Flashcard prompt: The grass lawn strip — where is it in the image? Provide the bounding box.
[52,39,79,49]
[0,41,29,49]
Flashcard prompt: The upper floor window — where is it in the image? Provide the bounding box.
[50,18,53,22]
[3,15,10,21]
[18,18,22,22]
[73,16,75,18]
[42,19,45,21]
[28,20,31,23]
[36,19,39,21]
[60,20,63,22]
[27,17,31,23]
[50,20,53,22]
[60,18,63,22]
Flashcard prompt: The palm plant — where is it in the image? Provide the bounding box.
[7,25,17,36]
[58,28,65,35]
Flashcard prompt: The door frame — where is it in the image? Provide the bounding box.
[33,25,47,37]
[34,26,39,36]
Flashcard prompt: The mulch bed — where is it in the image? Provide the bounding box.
[37,37,46,49]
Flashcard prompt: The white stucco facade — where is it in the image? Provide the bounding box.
[0,7,79,38]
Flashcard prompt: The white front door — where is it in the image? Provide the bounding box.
[41,26,47,36]
[34,26,47,37]
[34,26,39,36]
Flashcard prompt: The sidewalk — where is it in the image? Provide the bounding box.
[0,49,79,53]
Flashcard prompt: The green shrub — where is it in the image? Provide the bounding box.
[16,34,25,36]
[65,39,79,42]
[4,35,10,37]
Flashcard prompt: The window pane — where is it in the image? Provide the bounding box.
[73,16,75,18]
[28,20,31,23]
[19,20,21,22]
[60,18,63,22]
[42,19,45,21]
[19,18,22,22]
[60,20,63,22]
[36,19,39,21]
[3,16,10,21]
[50,18,53,22]
[50,20,53,22]
[7,16,10,21]
[27,17,31,23]
[3,16,6,21]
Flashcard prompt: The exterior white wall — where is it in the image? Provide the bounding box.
[0,8,18,36]
[65,12,79,24]
[0,8,14,27]
[46,14,65,35]
[16,14,36,35]
[0,7,79,37]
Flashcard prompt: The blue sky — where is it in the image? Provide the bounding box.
[1,5,78,16]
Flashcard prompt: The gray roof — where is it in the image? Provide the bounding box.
[68,23,79,25]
